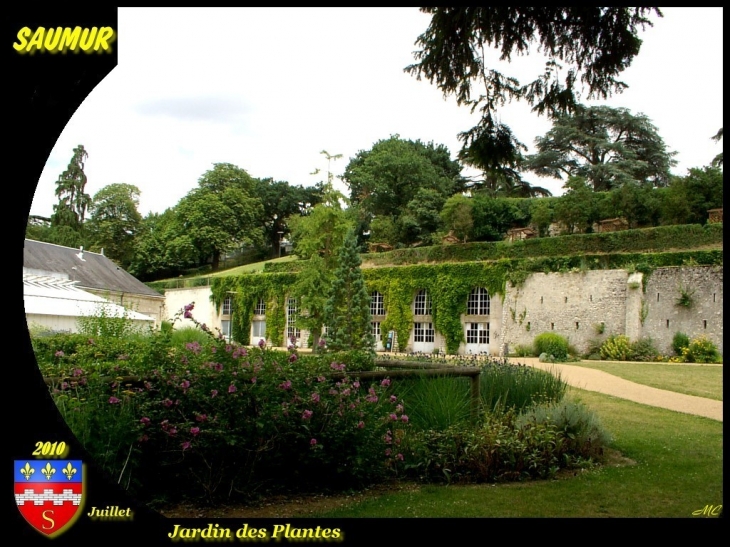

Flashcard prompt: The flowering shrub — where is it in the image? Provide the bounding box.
[682,335,721,364]
[600,335,633,361]
[40,304,409,503]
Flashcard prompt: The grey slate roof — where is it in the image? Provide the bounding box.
[23,239,163,298]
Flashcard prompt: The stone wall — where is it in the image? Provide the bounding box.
[164,287,219,331]
[640,266,723,355]
[501,270,630,355]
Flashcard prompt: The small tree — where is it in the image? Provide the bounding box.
[323,229,374,352]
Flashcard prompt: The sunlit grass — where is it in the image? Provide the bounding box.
[310,388,723,517]
[574,360,723,401]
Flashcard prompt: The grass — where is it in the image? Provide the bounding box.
[309,387,723,517]
[574,360,723,401]
[208,255,297,277]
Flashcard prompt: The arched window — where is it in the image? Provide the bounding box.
[370,291,385,316]
[467,287,490,315]
[413,289,432,316]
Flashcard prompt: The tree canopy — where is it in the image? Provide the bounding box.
[523,105,677,191]
[52,144,92,231]
[405,8,662,174]
[86,183,143,268]
[343,135,465,245]
[175,163,263,271]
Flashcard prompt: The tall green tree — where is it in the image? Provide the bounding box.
[553,176,598,234]
[323,228,374,352]
[254,178,323,258]
[176,163,264,271]
[288,184,352,267]
[405,8,662,174]
[440,195,474,242]
[523,105,677,191]
[660,167,723,226]
[86,183,143,268]
[344,135,465,245]
[51,144,92,231]
[291,254,331,349]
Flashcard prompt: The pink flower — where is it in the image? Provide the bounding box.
[279,380,292,390]
[184,311,193,319]
[211,346,217,353]
[390,413,398,421]
[401,415,409,423]
[317,376,326,383]
[139,417,150,425]
[180,380,190,390]
[390,395,397,403]
[72,368,83,377]
[311,392,320,403]
[258,338,266,349]
[211,389,218,398]
[289,353,298,363]
[195,414,208,422]
[385,448,392,456]
[353,381,360,389]
[55,350,64,357]
[302,410,313,420]
[167,427,178,436]
[310,438,317,446]
[396,404,404,413]
[163,398,173,407]
[190,427,200,436]
[251,377,257,384]
[381,379,391,387]
[181,441,191,451]
[184,303,194,312]
[228,383,237,394]
[108,397,121,404]
[397,453,404,461]
[357,421,364,429]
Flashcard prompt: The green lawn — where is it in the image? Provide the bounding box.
[208,255,297,277]
[311,388,723,517]
[573,360,723,401]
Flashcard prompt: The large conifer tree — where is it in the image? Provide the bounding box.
[323,228,374,352]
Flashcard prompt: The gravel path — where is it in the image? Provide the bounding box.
[509,357,723,422]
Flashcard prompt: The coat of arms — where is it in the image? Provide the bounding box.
[15,460,84,537]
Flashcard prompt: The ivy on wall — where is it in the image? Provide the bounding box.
[211,249,723,353]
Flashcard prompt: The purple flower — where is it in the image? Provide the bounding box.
[353,381,360,389]
[167,427,178,436]
[228,383,237,394]
[72,368,83,377]
[184,303,195,312]
[211,389,219,398]
[381,379,391,387]
[288,353,298,363]
[279,380,292,390]
[258,338,266,349]
[225,345,233,353]
[180,380,190,390]
[390,395,398,403]
[401,415,409,423]
[385,448,392,456]
[190,427,200,436]
[140,417,150,425]
[108,396,121,404]
[317,376,326,383]
[310,438,317,446]
[163,398,173,408]
[397,453,404,461]
[318,338,326,347]
[302,410,313,420]
[311,392,320,403]
[195,413,208,422]
[184,311,192,319]
[251,376,257,384]
[54,350,64,358]
[357,421,364,429]
[181,441,191,451]
[390,413,398,421]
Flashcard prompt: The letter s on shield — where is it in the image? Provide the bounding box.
[15,460,84,537]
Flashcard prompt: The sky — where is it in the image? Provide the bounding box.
[30,7,724,219]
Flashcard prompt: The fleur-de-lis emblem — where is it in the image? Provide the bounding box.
[41,462,56,480]
[20,462,35,481]
[62,462,77,480]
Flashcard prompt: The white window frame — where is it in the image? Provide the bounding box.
[287,297,300,340]
[222,297,232,315]
[254,298,266,316]
[467,287,490,315]
[413,322,435,343]
[370,291,385,316]
[414,289,432,316]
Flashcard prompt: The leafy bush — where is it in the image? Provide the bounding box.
[403,411,599,485]
[682,335,721,364]
[600,335,633,361]
[672,332,690,356]
[630,337,659,362]
[516,400,612,461]
[513,344,534,357]
[533,332,570,360]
